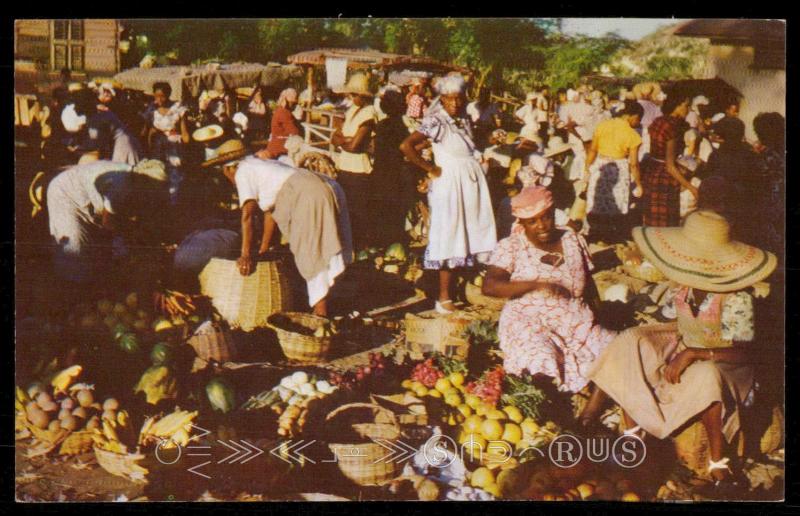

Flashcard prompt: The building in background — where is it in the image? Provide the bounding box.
[15,19,122,76]
[674,19,785,141]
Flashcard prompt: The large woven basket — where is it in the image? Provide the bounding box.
[404,310,471,360]
[465,283,506,311]
[199,258,293,332]
[267,312,332,364]
[186,320,237,363]
[326,403,402,486]
[94,445,150,484]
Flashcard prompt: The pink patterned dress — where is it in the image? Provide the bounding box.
[487,228,617,392]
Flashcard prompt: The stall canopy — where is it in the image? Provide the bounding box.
[287,48,471,75]
[114,62,303,101]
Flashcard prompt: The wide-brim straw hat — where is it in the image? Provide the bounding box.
[193,124,224,143]
[201,139,249,168]
[544,137,572,158]
[632,210,776,293]
[334,73,373,97]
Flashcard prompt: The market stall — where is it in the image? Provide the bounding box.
[286,48,471,152]
[113,62,303,101]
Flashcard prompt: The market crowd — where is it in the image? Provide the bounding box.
[29,66,784,491]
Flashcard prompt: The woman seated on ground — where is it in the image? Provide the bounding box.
[580,210,776,489]
[482,185,617,393]
[206,140,353,317]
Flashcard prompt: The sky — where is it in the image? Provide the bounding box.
[560,18,683,41]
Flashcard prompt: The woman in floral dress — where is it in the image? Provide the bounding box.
[482,185,616,393]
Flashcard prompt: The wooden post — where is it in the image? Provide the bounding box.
[306,65,314,124]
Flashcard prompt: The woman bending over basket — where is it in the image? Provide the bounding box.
[205,139,352,317]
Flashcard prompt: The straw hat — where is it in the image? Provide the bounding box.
[193,124,225,143]
[632,210,776,293]
[67,82,85,93]
[201,139,249,168]
[334,73,373,97]
[543,136,572,158]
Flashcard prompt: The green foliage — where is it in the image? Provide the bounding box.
[501,372,549,421]
[121,19,701,95]
[540,35,630,90]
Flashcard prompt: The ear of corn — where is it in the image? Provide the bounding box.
[50,365,83,393]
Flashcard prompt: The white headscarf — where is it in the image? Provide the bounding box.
[435,74,467,96]
[566,89,580,103]
[61,104,87,133]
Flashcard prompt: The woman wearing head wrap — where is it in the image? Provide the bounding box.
[482,186,616,392]
[582,210,776,491]
[258,88,302,159]
[401,74,497,313]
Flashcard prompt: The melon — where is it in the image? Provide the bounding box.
[117,333,141,354]
[150,342,173,365]
[384,243,407,262]
[206,378,235,413]
[356,250,370,262]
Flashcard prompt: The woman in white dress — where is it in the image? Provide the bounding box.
[401,75,497,313]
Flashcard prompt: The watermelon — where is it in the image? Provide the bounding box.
[384,243,407,262]
[150,342,173,365]
[112,323,130,341]
[118,333,141,354]
[206,378,235,413]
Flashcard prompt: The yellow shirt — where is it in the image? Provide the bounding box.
[592,117,642,160]
[337,104,376,174]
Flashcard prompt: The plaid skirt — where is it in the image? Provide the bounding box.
[641,157,681,227]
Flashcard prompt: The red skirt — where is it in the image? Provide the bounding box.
[641,158,681,227]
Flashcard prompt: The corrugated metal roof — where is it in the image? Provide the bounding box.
[673,19,785,44]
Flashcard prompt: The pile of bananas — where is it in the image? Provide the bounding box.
[91,406,136,455]
[154,289,198,318]
[138,408,199,449]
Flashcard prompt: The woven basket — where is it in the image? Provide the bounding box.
[404,310,471,360]
[267,312,332,364]
[326,403,403,486]
[186,320,237,363]
[465,283,506,311]
[199,258,293,332]
[370,393,429,426]
[94,446,149,484]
